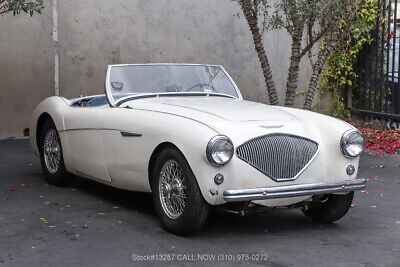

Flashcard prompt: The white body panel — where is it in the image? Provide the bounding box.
[63,108,111,182]
[30,94,360,207]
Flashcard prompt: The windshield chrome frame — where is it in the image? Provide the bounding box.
[105,63,243,107]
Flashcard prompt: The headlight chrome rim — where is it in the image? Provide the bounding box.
[206,135,234,166]
[340,129,365,158]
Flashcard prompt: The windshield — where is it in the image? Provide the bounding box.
[106,64,240,106]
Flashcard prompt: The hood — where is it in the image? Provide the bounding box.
[124,96,296,122]
[122,96,352,144]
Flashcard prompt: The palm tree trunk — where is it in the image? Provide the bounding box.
[285,35,302,106]
[303,43,334,110]
[240,0,279,105]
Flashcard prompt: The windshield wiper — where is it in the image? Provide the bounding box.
[116,92,236,106]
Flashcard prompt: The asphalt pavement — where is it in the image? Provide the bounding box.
[0,139,399,266]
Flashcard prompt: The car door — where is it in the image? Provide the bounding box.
[99,107,152,192]
[64,107,111,182]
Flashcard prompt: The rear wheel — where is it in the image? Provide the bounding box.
[302,192,354,222]
[152,147,209,235]
[39,119,69,186]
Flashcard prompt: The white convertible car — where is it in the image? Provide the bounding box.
[30,64,366,234]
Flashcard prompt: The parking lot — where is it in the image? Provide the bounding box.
[0,139,399,266]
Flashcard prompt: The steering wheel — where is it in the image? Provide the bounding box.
[185,83,216,92]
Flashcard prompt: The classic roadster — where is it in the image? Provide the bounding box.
[30,64,366,234]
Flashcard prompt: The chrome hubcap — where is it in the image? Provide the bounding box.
[159,160,187,219]
[43,129,61,174]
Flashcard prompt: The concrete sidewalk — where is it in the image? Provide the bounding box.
[0,139,399,266]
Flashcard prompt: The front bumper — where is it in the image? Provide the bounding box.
[223,178,366,202]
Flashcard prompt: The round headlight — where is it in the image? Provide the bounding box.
[340,129,365,158]
[206,135,234,166]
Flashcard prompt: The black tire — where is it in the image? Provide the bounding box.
[39,119,69,186]
[302,192,354,223]
[152,147,209,235]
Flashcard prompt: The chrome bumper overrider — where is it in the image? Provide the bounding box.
[223,178,366,202]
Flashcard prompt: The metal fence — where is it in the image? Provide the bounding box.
[352,0,400,127]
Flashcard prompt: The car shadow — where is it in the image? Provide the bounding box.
[201,210,341,237]
[42,174,342,236]
[66,174,156,216]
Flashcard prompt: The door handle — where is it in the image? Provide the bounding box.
[120,131,142,137]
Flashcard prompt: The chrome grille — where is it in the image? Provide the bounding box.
[236,134,318,181]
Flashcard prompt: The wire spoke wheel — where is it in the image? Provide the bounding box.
[158,160,187,219]
[152,148,209,234]
[43,128,61,174]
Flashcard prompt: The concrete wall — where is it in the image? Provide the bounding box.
[0,0,53,138]
[0,0,329,139]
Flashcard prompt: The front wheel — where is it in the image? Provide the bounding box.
[302,192,354,222]
[152,147,209,235]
